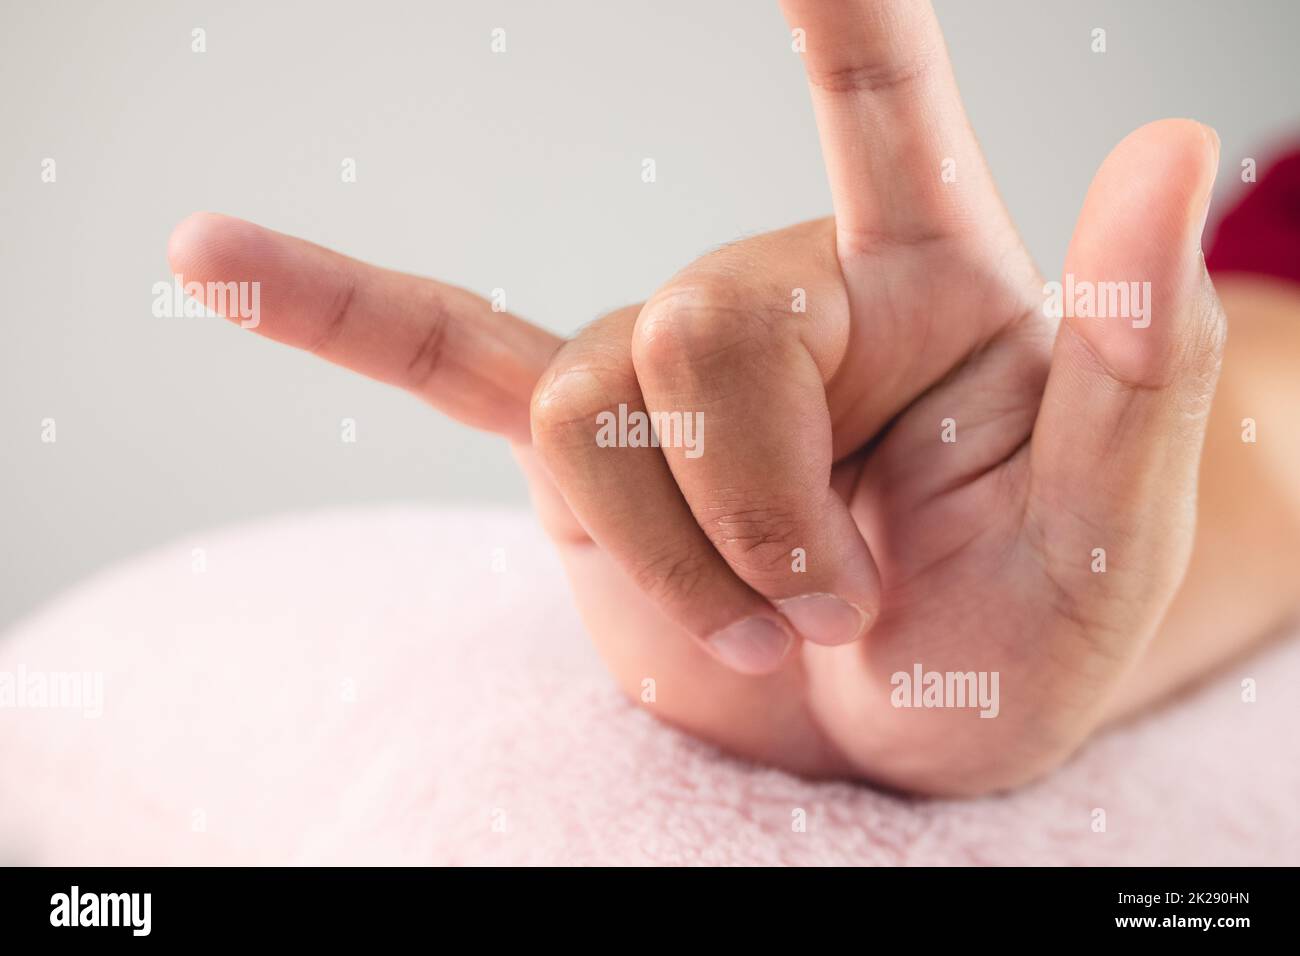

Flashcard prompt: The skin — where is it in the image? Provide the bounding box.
[166,1,1300,795]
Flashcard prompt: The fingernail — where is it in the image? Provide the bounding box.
[776,593,869,646]
[1195,123,1221,246]
[1200,122,1221,166]
[705,616,792,674]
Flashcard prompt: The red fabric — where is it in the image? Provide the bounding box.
[1206,146,1300,283]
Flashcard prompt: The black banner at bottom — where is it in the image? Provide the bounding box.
[0,866,1287,942]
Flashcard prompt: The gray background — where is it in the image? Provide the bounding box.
[2,0,1297,632]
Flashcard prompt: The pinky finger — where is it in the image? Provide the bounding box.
[167,212,560,443]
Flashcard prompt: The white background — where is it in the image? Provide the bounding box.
[2,0,1297,630]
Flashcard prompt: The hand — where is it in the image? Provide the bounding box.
[169,0,1225,794]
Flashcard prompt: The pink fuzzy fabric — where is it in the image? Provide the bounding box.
[1,506,1296,865]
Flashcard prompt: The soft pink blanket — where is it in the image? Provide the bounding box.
[1,506,1296,865]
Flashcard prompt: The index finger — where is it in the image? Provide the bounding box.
[779,0,993,252]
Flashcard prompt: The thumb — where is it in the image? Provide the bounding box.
[1028,119,1226,629]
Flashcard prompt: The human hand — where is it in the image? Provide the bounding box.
[169,0,1225,793]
